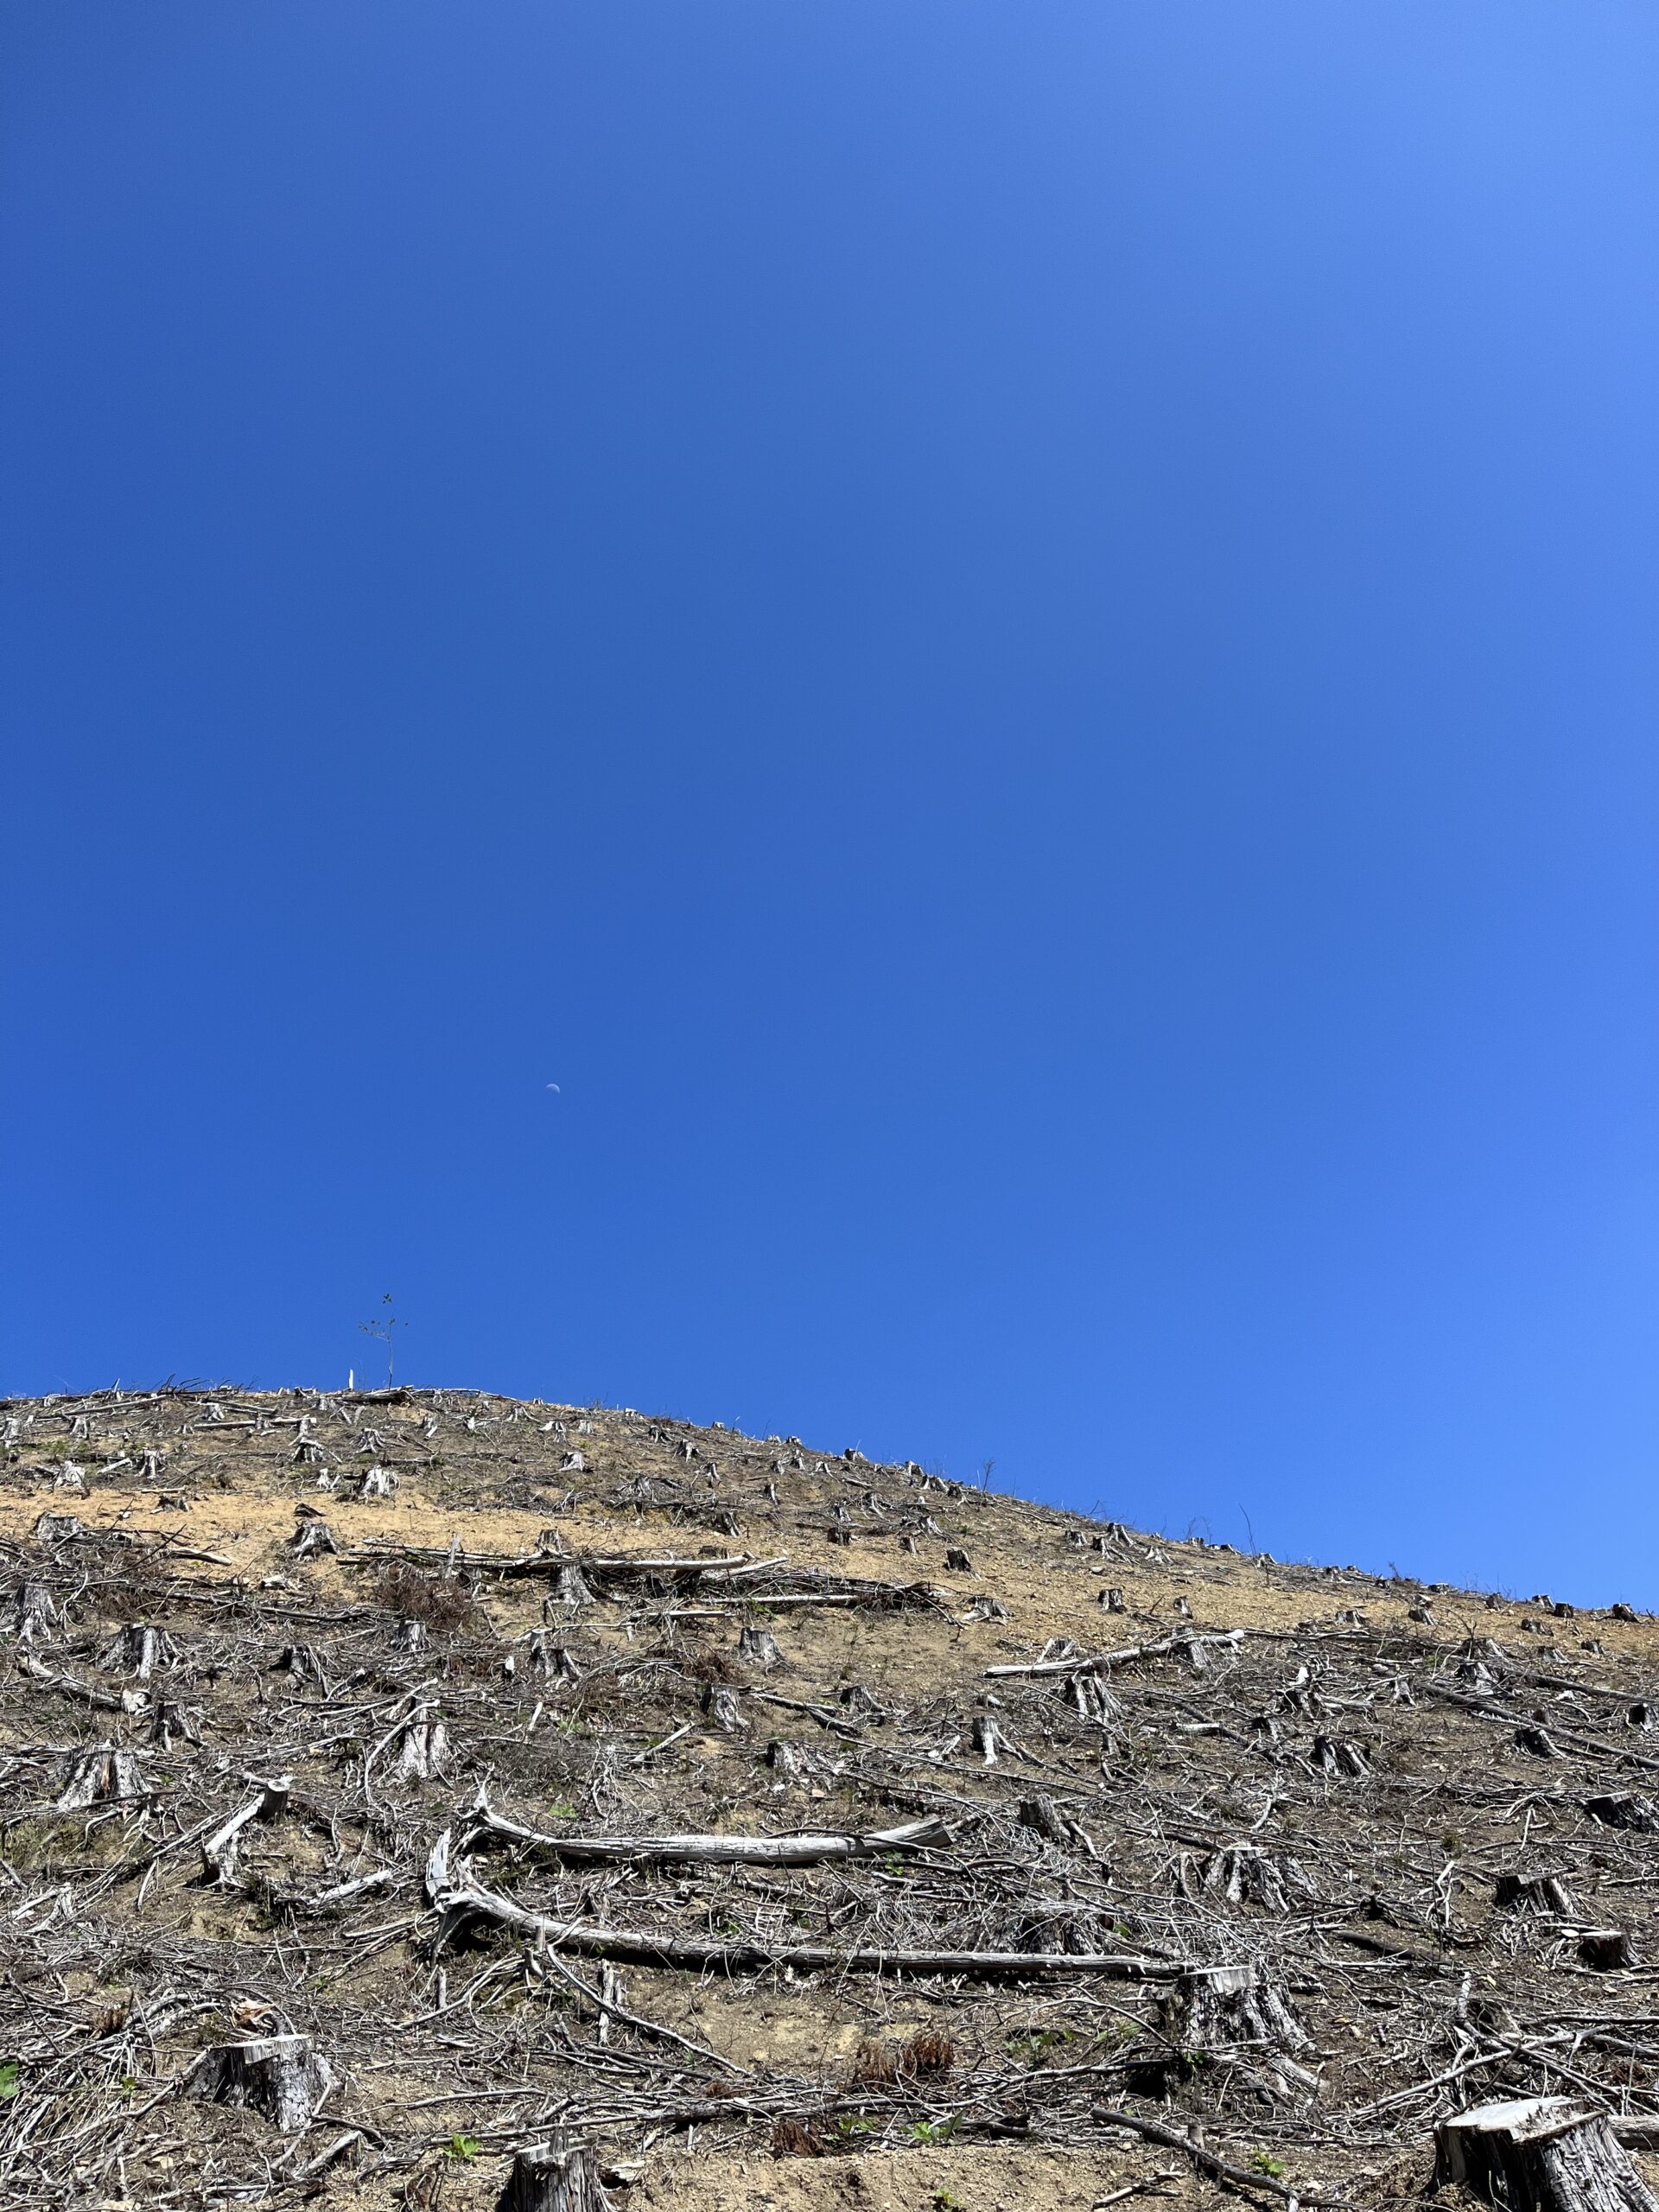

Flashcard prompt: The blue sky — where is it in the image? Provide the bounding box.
[3,3,1656,1602]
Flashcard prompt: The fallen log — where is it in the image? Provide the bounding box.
[462,1801,952,1866]
[429,1862,1180,1979]
[1094,2106,1353,2211]
[985,1630,1244,1680]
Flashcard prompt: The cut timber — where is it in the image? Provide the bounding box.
[499,2142,612,2212]
[192,2034,334,2134]
[462,1801,951,1866]
[1435,2099,1659,2212]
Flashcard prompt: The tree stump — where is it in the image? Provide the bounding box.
[738,1625,782,1669]
[701,1684,746,1732]
[1173,1961,1309,2055]
[1496,1872,1579,1917]
[545,1564,594,1610]
[397,1719,449,1779]
[1435,2098,1659,2212]
[54,1745,148,1811]
[99,1624,177,1681]
[290,1519,338,1560]
[13,1583,60,1642]
[499,2143,612,2212]
[944,1547,974,1573]
[1586,1796,1659,1834]
[1203,1844,1295,1912]
[193,2034,334,2133]
[1579,1929,1637,1971]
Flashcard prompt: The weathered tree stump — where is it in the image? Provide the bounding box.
[1061,1671,1119,1726]
[1579,1929,1637,1971]
[970,1714,1007,1764]
[201,1775,291,1885]
[1496,1872,1579,1917]
[1586,1795,1659,1834]
[99,1624,177,1681]
[737,1625,782,1669]
[1435,2098,1659,2212]
[498,2142,612,2212]
[290,1518,338,1560]
[13,1583,60,1642]
[359,1465,398,1498]
[1203,1844,1296,1912]
[944,1547,974,1573]
[34,1511,85,1547]
[192,2034,334,2133]
[544,1564,594,1610]
[1173,1961,1309,2056]
[1103,1586,1128,1614]
[397,1719,449,1779]
[1313,1733,1371,1779]
[54,1745,148,1810]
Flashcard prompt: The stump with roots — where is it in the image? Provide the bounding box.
[499,2142,612,2212]
[290,1518,338,1560]
[14,1583,60,1642]
[193,2034,334,2134]
[1436,2099,1659,2212]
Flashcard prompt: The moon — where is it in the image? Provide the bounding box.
[546,1084,561,1092]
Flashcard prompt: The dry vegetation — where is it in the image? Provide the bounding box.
[3,1384,1659,2212]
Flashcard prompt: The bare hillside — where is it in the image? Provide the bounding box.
[3,1386,1659,2212]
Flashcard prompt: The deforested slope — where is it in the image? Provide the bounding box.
[3,1385,1658,2212]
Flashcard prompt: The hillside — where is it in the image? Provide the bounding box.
[3,1386,1659,2212]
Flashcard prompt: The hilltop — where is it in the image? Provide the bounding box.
[3,1386,1658,2212]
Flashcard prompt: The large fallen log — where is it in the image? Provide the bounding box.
[1435,2099,1659,2212]
[463,1801,952,1866]
[984,1629,1245,1680]
[428,1854,1179,1979]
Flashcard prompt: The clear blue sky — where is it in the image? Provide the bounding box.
[3,3,1656,1602]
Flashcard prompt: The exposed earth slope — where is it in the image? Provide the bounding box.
[3,1386,1658,2212]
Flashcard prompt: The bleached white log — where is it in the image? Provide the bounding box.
[463,1800,950,1866]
